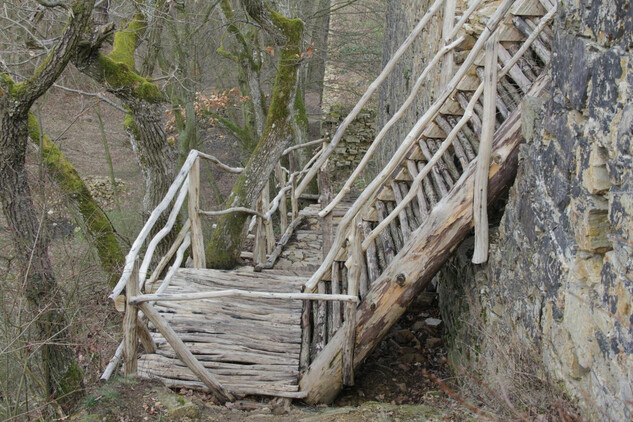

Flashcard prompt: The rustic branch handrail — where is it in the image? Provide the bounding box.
[130,290,359,304]
[360,6,556,251]
[110,149,199,300]
[304,0,515,291]
[154,232,191,296]
[265,185,292,220]
[282,138,327,156]
[146,219,191,287]
[139,175,190,283]
[319,36,465,217]
[197,151,244,173]
[199,207,268,220]
[363,89,481,250]
[294,0,446,199]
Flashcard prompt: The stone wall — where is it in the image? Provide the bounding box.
[373,0,444,176]
[321,105,376,190]
[437,1,633,420]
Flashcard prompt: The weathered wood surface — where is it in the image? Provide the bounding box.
[472,33,499,264]
[300,74,551,404]
[138,268,309,398]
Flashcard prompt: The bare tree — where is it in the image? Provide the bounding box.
[0,0,95,405]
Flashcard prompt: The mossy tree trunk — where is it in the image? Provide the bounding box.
[28,114,125,287]
[216,0,268,156]
[73,10,177,223]
[0,0,94,405]
[205,3,304,269]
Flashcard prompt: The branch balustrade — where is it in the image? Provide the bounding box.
[297,0,557,385]
[103,0,556,398]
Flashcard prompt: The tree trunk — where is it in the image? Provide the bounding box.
[73,13,177,222]
[205,7,304,269]
[0,0,94,405]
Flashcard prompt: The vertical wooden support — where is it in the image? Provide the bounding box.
[331,263,342,331]
[342,221,362,386]
[188,157,206,268]
[315,282,328,354]
[299,300,313,373]
[441,0,457,85]
[123,259,140,377]
[289,151,300,220]
[473,33,499,264]
[274,163,288,233]
[262,180,275,254]
[318,147,333,259]
[253,196,266,265]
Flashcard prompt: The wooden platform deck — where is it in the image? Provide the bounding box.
[138,268,311,398]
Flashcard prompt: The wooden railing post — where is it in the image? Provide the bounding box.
[188,156,206,268]
[289,150,300,220]
[472,32,499,264]
[123,259,140,376]
[274,163,288,233]
[342,220,362,386]
[253,195,266,265]
[318,143,333,259]
[262,180,275,254]
[441,0,457,86]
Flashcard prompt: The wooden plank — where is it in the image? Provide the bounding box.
[139,301,234,402]
[274,164,288,233]
[439,98,464,115]
[136,290,359,305]
[362,222,381,285]
[376,186,395,202]
[319,159,334,260]
[342,222,362,386]
[497,22,526,42]
[299,300,312,373]
[472,33,499,264]
[511,0,547,16]
[391,181,412,240]
[441,0,457,85]
[422,122,447,139]
[188,158,206,268]
[374,201,396,264]
[405,160,429,218]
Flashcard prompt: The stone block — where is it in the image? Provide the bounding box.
[570,196,612,253]
[582,145,611,194]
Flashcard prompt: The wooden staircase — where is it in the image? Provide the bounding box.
[104,0,557,405]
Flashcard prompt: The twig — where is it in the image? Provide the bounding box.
[52,84,127,113]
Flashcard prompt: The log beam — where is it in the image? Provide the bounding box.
[299,74,551,404]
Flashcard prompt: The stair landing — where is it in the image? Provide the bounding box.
[138,268,311,398]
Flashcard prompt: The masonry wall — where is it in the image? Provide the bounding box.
[437,1,633,420]
[373,0,444,176]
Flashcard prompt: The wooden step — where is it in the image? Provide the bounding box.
[439,97,465,116]
[422,122,447,139]
[511,0,547,16]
